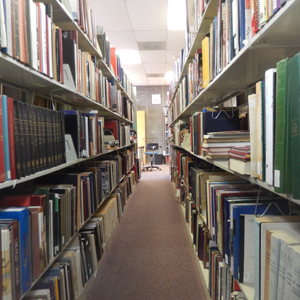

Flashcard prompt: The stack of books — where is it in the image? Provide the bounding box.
[228,145,251,175]
[201,131,250,160]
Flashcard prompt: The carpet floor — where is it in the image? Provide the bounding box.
[82,165,208,300]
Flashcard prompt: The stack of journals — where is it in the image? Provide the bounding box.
[228,146,251,175]
[201,131,250,160]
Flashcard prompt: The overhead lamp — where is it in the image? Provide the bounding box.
[165,71,174,83]
[167,0,186,30]
[116,50,142,65]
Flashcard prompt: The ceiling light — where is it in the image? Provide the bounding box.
[115,50,142,65]
[167,0,186,30]
[165,71,174,83]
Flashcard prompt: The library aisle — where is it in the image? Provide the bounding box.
[83,165,208,300]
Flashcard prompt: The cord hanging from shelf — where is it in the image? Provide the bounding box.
[254,186,292,217]
[211,95,235,119]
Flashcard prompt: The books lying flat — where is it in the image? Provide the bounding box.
[229,157,251,175]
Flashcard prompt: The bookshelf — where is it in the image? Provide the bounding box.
[0,0,138,299]
[169,0,300,299]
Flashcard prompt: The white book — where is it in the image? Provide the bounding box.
[282,244,300,300]
[291,246,300,299]
[3,0,12,56]
[28,0,38,70]
[1,228,12,300]
[47,15,53,78]
[0,0,7,50]
[276,233,300,300]
[248,93,257,177]
[254,216,300,300]
[242,215,255,283]
[264,68,276,186]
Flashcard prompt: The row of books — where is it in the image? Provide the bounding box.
[23,169,138,300]
[171,147,300,299]
[0,157,138,300]
[247,51,300,200]
[96,25,133,98]
[0,1,134,119]
[169,0,287,101]
[172,108,242,155]
[0,96,66,183]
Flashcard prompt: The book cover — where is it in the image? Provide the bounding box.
[264,68,276,186]
[202,109,240,135]
[7,97,16,180]
[2,95,11,181]
[0,95,6,182]
[0,207,31,294]
[288,52,300,199]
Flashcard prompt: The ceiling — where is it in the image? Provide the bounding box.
[89,0,186,86]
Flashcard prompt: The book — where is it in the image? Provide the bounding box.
[0,95,5,182]
[2,95,11,181]
[248,93,257,177]
[254,215,300,300]
[202,108,240,135]
[0,207,31,295]
[264,68,277,186]
[288,52,300,200]
[228,157,251,175]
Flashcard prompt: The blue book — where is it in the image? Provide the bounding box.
[238,0,246,50]
[0,207,31,294]
[232,203,290,281]
[2,95,11,180]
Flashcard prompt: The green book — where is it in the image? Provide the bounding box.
[288,52,300,199]
[274,58,291,193]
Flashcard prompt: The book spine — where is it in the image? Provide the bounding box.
[0,96,6,182]
[7,97,16,180]
[22,102,32,176]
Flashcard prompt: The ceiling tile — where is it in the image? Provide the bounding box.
[140,50,166,64]
[167,50,181,62]
[105,31,138,50]
[122,64,145,74]
[126,0,168,31]
[135,31,167,42]
[148,80,167,86]
[166,62,174,72]
[89,1,132,31]
[128,74,148,81]
[166,30,186,50]
[133,81,149,86]
[144,63,166,74]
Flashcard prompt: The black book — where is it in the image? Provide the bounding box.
[33,277,56,300]
[29,104,39,173]
[13,100,22,179]
[44,108,54,169]
[60,111,66,164]
[79,233,93,279]
[62,37,76,86]
[50,192,61,257]
[63,110,82,159]
[38,107,47,171]
[21,102,32,175]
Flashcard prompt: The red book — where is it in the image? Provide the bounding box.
[0,95,6,182]
[104,120,120,144]
[7,97,16,180]
[110,46,117,76]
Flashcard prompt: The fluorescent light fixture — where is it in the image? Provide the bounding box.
[167,0,186,30]
[165,71,174,83]
[115,50,142,65]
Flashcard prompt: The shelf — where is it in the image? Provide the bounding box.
[170,0,300,124]
[34,0,102,58]
[20,159,136,300]
[98,60,133,103]
[0,144,135,191]
[170,0,219,102]
[171,144,300,205]
[0,53,132,124]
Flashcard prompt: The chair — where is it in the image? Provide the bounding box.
[143,143,161,171]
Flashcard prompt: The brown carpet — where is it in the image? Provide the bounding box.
[82,165,208,300]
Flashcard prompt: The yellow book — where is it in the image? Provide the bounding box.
[202,36,210,88]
